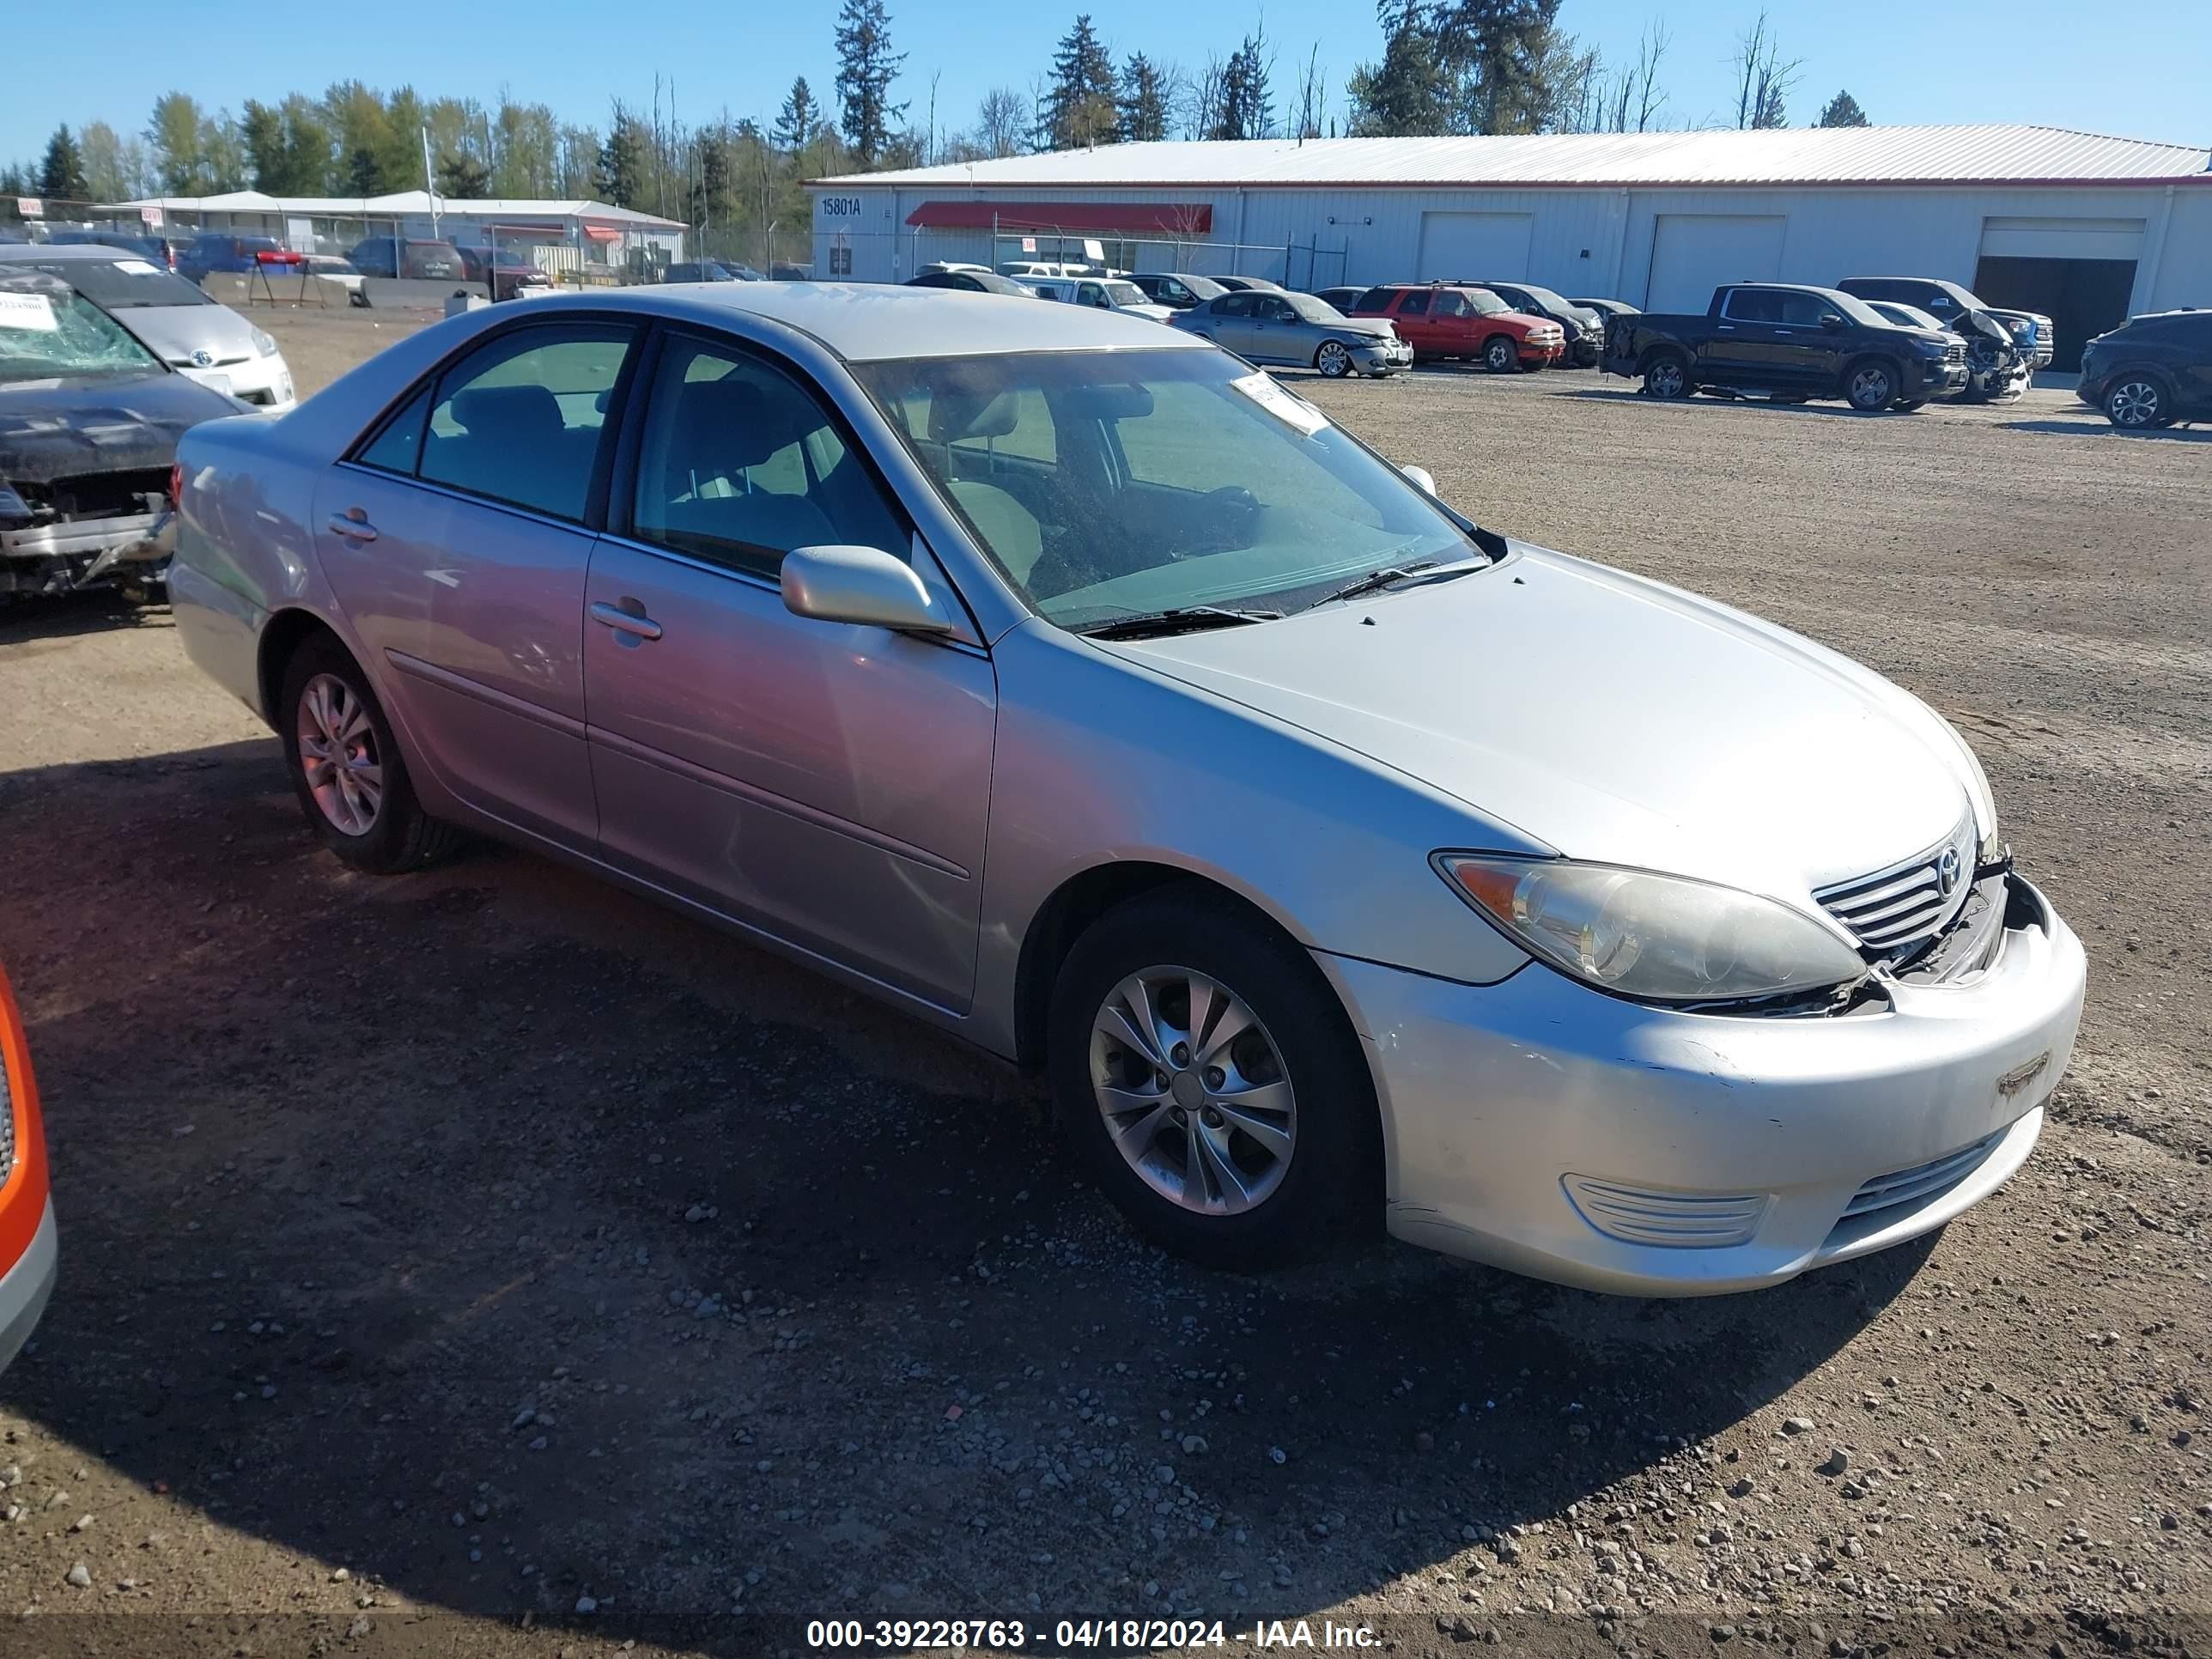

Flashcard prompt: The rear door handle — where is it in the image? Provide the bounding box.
[591,599,663,641]
[326,511,378,542]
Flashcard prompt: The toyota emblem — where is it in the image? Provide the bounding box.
[1937,847,1962,896]
[190,349,215,368]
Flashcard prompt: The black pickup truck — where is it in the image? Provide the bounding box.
[1601,283,1969,411]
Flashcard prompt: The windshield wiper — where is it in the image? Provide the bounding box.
[1313,561,1449,607]
[1312,555,1496,611]
[1076,605,1285,641]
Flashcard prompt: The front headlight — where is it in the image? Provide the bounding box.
[1435,855,1868,1005]
[251,326,279,358]
[1916,338,1950,357]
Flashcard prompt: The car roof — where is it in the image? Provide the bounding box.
[0,242,143,264]
[1733,282,1859,303]
[531,282,1206,362]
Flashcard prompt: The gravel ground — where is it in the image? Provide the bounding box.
[0,324,2205,1658]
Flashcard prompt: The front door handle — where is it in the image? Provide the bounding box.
[326,510,378,542]
[591,599,663,641]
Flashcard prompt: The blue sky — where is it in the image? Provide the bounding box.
[9,0,2208,168]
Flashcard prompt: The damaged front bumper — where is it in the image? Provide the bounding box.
[0,506,177,596]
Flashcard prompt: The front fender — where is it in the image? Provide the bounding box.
[970,621,1537,1057]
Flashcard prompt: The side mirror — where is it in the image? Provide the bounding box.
[1820,313,1846,331]
[1400,463,1437,496]
[781,544,952,635]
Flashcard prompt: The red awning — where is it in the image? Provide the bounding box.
[581,224,623,243]
[903,200,1212,234]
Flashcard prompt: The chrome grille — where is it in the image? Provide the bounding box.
[1943,342,1966,366]
[1841,1128,2003,1221]
[1815,810,1978,954]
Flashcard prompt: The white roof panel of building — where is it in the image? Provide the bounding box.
[100,192,685,228]
[819,125,2212,190]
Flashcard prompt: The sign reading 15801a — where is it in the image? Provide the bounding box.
[816,196,866,222]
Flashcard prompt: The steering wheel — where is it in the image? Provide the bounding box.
[1179,484,1261,556]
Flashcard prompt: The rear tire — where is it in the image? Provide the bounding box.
[1047,886,1379,1270]
[1482,335,1517,374]
[1642,352,1691,398]
[278,634,462,874]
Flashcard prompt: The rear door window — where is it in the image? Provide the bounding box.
[1397,289,1431,316]
[413,324,635,521]
[1723,289,1782,323]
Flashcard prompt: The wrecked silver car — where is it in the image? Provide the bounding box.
[0,270,243,601]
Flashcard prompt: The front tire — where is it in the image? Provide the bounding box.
[1483,335,1517,374]
[1047,887,1378,1269]
[1315,339,1355,379]
[279,634,461,874]
[2105,374,2170,428]
[1846,358,1900,411]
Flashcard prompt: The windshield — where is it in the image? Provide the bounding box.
[1513,283,1572,313]
[1877,303,1943,331]
[1101,282,1148,307]
[854,347,1487,630]
[0,256,211,309]
[1464,289,1509,315]
[0,283,164,382]
[1282,293,1346,323]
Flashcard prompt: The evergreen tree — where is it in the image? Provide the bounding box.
[692,125,735,228]
[38,125,90,202]
[833,0,907,167]
[1036,15,1121,150]
[1210,33,1274,140]
[596,103,649,206]
[1816,88,1869,127]
[1116,52,1170,143]
[775,78,819,154]
[436,150,491,197]
[1346,3,1451,135]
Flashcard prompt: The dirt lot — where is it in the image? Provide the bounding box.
[0,308,2206,1658]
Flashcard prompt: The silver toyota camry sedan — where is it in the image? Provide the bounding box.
[168,285,2086,1295]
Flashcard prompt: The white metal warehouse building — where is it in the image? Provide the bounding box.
[809,124,2212,362]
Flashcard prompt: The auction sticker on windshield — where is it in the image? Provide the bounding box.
[1230,370,1329,437]
[112,259,161,276]
[0,292,58,331]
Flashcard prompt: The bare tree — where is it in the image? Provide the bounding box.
[1182,52,1228,141]
[975,87,1028,158]
[1729,10,1800,130]
[1599,21,1670,133]
[1291,44,1328,141]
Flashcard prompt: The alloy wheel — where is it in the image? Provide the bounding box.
[1850,365,1893,409]
[296,672,383,836]
[1090,966,1297,1216]
[2107,379,2162,428]
[1316,341,1352,378]
[1647,360,1686,398]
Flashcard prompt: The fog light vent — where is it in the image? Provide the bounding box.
[1563,1176,1768,1249]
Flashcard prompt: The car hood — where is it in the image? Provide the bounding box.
[112,302,259,366]
[1496,309,1559,333]
[0,371,242,483]
[1110,545,1976,902]
[1323,314,1399,341]
[1116,301,1176,323]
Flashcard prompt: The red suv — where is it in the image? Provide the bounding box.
[1352,283,1565,371]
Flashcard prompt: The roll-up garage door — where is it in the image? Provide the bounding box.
[1414,212,1533,282]
[1644,215,1785,313]
[1974,217,2144,364]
